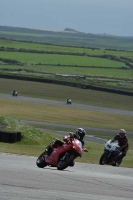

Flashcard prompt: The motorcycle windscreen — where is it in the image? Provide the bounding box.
[73,139,83,157]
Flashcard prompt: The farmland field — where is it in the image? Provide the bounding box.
[0,38,133,58]
[0,38,133,91]
[0,51,127,67]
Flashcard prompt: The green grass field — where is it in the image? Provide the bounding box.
[1,38,133,58]
[0,51,126,68]
[1,98,133,131]
[0,38,133,91]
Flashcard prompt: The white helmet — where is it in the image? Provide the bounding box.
[119,129,126,138]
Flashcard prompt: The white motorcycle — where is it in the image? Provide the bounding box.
[66,99,72,104]
[99,139,122,166]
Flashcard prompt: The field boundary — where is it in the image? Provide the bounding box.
[1,73,133,96]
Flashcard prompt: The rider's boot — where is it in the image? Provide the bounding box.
[112,153,123,166]
[112,161,117,166]
[116,152,123,163]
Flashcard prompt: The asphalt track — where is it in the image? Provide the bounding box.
[0,153,133,200]
[0,94,133,199]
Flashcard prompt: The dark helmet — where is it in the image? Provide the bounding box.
[119,129,126,138]
[75,128,86,141]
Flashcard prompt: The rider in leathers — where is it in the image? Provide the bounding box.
[111,129,128,163]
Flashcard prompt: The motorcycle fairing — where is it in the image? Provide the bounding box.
[45,143,73,166]
[45,139,83,166]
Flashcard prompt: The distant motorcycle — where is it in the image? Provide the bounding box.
[66,99,72,104]
[36,137,84,170]
[12,91,18,96]
[99,139,122,166]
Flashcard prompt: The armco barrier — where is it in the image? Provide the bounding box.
[0,131,22,143]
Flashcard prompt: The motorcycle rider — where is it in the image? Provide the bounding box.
[12,90,16,95]
[45,128,87,166]
[63,128,86,148]
[111,129,128,164]
[66,97,70,103]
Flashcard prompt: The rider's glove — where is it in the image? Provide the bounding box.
[110,139,115,143]
[63,136,69,143]
[69,132,74,139]
[119,146,123,151]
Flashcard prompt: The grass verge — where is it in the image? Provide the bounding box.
[1,98,133,131]
[1,78,133,110]
[0,117,133,168]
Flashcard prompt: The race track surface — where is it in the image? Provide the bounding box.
[0,153,133,200]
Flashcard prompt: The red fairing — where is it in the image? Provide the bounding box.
[45,139,83,166]
[106,156,117,164]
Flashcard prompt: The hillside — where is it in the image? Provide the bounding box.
[0,25,133,50]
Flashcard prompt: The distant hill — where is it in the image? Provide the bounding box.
[0,25,133,50]
[64,28,78,33]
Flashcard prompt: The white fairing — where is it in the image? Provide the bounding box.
[66,99,71,103]
[104,139,120,152]
[74,139,82,148]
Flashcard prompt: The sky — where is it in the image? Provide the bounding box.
[0,0,133,37]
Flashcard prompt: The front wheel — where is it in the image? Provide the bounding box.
[99,153,107,165]
[57,152,75,170]
[36,151,47,168]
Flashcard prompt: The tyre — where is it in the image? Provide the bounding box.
[0,131,2,142]
[36,152,47,168]
[17,132,22,141]
[9,132,17,143]
[57,152,75,170]
[99,153,106,165]
[1,131,10,143]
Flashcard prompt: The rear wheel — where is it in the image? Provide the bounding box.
[115,158,122,167]
[36,152,47,168]
[57,152,75,170]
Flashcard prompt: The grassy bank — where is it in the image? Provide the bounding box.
[0,98,133,131]
[0,117,133,168]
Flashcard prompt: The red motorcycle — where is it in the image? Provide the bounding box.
[36,137,84,170]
